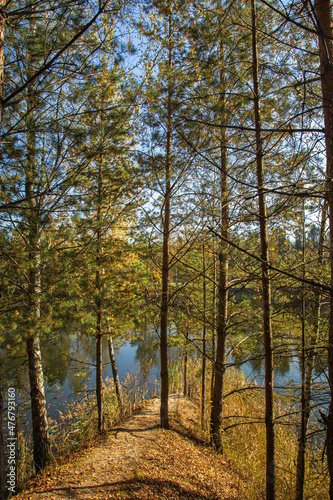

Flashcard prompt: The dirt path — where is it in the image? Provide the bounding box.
[14,396,241,500]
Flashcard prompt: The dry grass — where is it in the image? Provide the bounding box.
[183,363,329,500]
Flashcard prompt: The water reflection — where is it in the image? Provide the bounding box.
[0,326,328,426]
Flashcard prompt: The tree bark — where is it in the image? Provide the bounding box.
[211,179,217,398]
[183,333,188,397]
[108,334,124,419]
[201,237,207,428]
[160,10,173,430]
[210,37,229,452]
[26,151,51,471]
[26,335,50,471]
[251,0,275,497]
[96,329,104,432]
[25,10,50,471]
[295,200,327,500]
[95,159,104,433]
[313,0,333,496]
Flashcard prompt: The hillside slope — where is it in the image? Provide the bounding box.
[13,396,242,500]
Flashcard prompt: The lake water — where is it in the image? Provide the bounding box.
[1,327,328,430]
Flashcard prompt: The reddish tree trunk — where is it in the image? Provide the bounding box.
[314,1,333,496]
[210,38,229,452]
[251,0,275,497]
[160,11,173,430]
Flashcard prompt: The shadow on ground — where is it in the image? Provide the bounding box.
[31,476,234,500]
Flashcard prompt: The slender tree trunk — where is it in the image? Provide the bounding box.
[201,237,207,428]
[95,161,104,433]
[211,181,217,398]
[160,11,173,430]
[183,332,188,397]
[25,11,50,471]
[26,205,51,471]
[296,203,306,500]
[96,330,103,432]
[313,1,333,496]
[251,1,275,497]
[210,38,229,452]
[210,264,217,398]
[108,334,124,418]
[184,299,191,397]
[295,200,327,500]
[26,166,50,471]
[26,335,50,471]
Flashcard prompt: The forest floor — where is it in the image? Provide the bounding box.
[13,395,243,500]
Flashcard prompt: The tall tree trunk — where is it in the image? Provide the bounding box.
[201,237,207,428]
[108,334,124,419]
[313,1,333,496]
[295,200,327,500]
[160,10,173,430]
[211,176,217,398]
[183,332,188,397]
[96,329,103,432]
[184,299,190,397]
[251,0,275,497]
[26,146,50,471]
[26,335,50,471]
[96,161,104,433]
[25,11,50,471]
[296,202,307,500]
[210,37,229,452]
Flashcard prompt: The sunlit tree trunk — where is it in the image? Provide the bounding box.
[25,11,50,471]
[108,333,124,419]
[183,331,188,397]
[295,200,327,500]
[26,202,50,471]
[251,0,275,497]
[296,202,307,500]
[313,2,333,495]
[96,160,104,433]
[160,9,173,430]
[201,237,207,427]
[211,174,217,398]
[210,36,229,452]
[96,327,103,432]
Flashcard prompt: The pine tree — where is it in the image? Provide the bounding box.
[0,0,124,470]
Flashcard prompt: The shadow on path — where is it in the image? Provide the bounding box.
[30,476,232,500]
